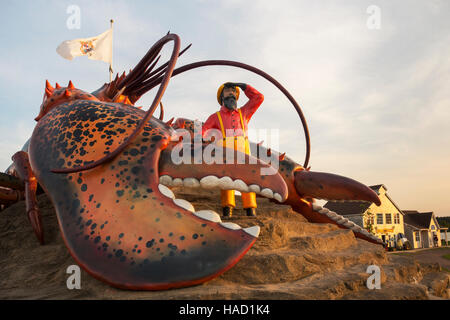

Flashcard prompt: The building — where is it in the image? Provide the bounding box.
[402,210,448,248]
[324,184,405,245]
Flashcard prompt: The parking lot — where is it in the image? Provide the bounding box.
[390,247,450,271]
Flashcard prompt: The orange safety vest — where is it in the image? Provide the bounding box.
[216,109,250,155]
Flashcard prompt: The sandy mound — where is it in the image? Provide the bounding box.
[0,187,448,299]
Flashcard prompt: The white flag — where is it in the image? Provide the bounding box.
[56,29,112,64]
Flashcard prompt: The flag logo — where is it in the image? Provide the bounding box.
[80,40,95,55]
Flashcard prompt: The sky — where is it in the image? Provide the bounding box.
[1,0,449,216]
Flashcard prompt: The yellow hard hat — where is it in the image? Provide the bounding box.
[217,83,240,105]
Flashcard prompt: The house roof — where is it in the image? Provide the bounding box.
[403,212,434,229]
[403,210,419,214]
[323,200,371,216]
[370,184,386,194]
[324,184,401,216]
[383,193,404,216]
[403,223,427,231]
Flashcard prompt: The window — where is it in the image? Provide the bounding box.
[415,232,420,243]
[386,213,392,224]
[394,213,400,224]
[431,225,435,230]
[376,214,383,224]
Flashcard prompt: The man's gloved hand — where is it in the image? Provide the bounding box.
[224,82,247,91]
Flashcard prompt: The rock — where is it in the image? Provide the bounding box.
[420,272,450,298]
[342,283,429,300]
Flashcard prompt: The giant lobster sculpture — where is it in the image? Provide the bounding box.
[0,33,382,290]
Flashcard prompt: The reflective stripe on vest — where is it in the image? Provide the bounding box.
[238,108,248,140]
[215,111,226,139]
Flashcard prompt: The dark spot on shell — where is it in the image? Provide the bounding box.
[129,148,139,156]
[131,166,140,175]
[146,239,155,248]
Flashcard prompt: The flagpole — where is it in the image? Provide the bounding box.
[109,19,114,82]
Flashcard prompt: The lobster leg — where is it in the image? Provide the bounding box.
[0,187,23,203]
[12,151,44,244]
[0,172,24,190]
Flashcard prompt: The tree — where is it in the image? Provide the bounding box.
[437,216,450,229]
[364,211,375,234]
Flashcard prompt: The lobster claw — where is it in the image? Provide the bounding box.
[294,170,381,205]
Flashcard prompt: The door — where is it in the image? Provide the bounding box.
[421,230,429,248]
[432,232,438,247]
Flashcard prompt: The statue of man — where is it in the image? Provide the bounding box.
[202,82,264,217]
